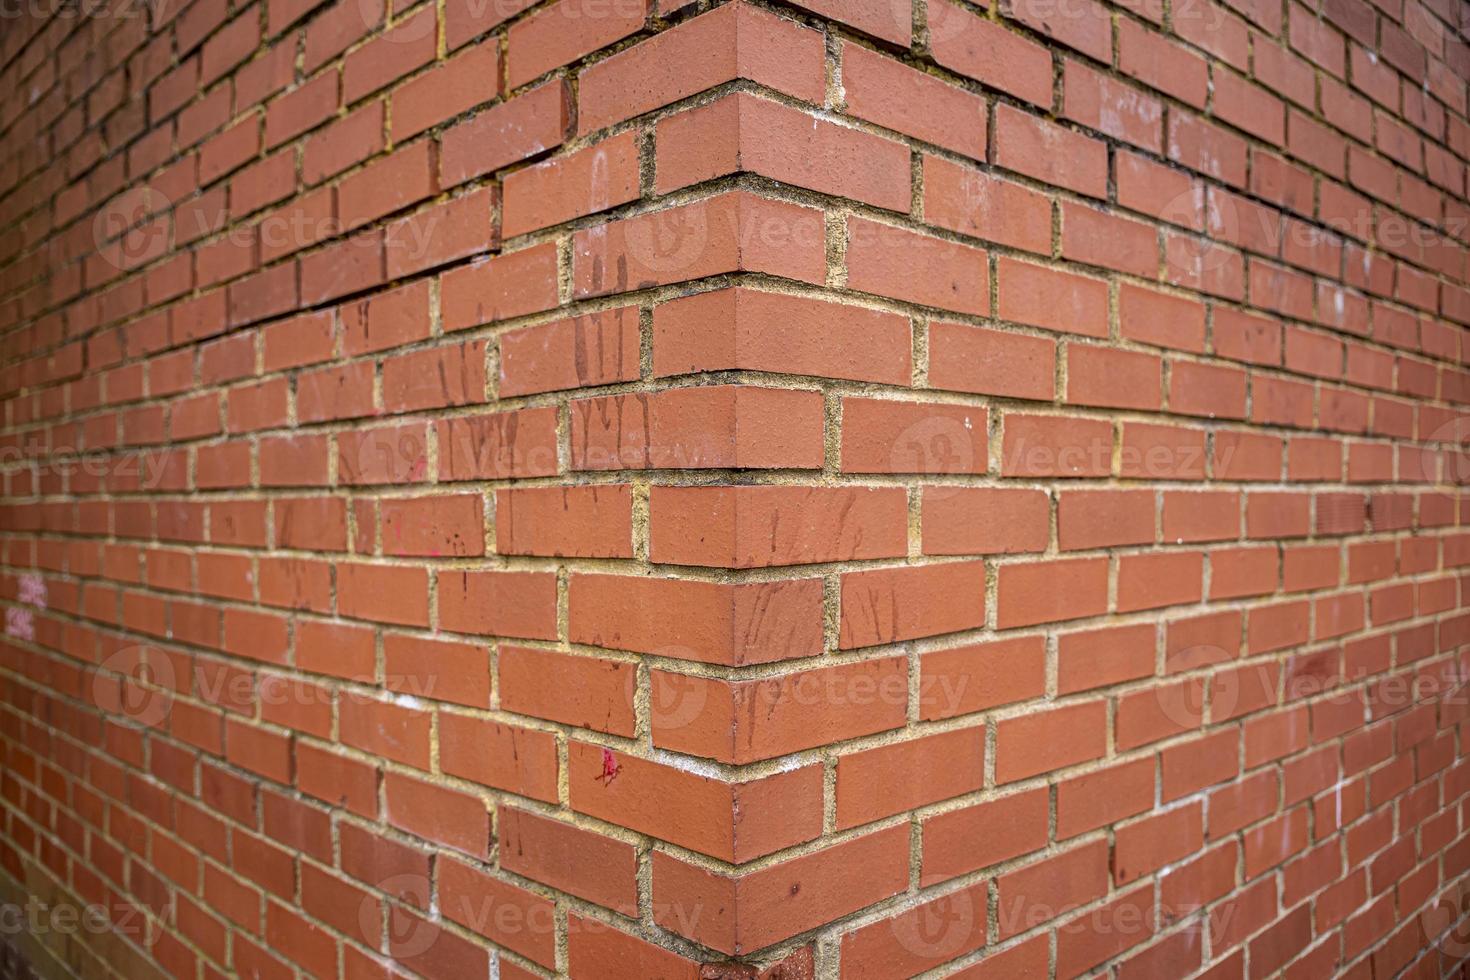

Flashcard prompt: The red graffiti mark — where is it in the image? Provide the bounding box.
[595,748,622,787]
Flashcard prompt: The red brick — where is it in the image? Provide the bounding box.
[929,0,1053,107]
[339,141,440,230]
[499,307,641,396]
[440,80,569,186]
[384,634,489,708]
[994,103,1108,199]
[929,322,1055,400]
[841,41,985,158]
[996,842,1111,936]
[496,485,634,558]
[576,2,824,133]
[658,92,911,212]
[838,561,987,648]
[507,0,647,89]
[437,407,560,481]
[9,2,1466,974]
[439,715,559,803]
[502,130,641,237]
[302,101,383,184]
[440,243,560,330]
[925,155,1053,255]
[654,287,911,385]
[340,7,435,102]
[841,398,986,475]
[572,385,824,470]
[1120,17,1208,107]
[839,882,989,978]
[997,557,1110,628]
[845,217,989,315]
[498,806,639,915]
[1068,346,1164,410]
[499,646,635,737]
[653,827,908,954]
[393,43,502,141]
[998,256,1109,337]
[1059,489,1156,551]
[651,657,907,764]
[836,727,985,828]
[438,571,558,640]
[568,741,822,862]
[574,192,826,298]
[650,485,907,568]
[381,340,488,413]
[920,636,1048,721]
[569,574,823,665]
[1064,59,1164,152]
[265,71,337,147]
[1002,414,1113,478]
[437,857,557,966]
[921,487,1049,556]
[385,187,496,278]
[1120,283,1208,353]
[996,699,1108,782]
[922,788,1048,884]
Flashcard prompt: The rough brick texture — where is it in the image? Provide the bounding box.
[4,0,1470,977]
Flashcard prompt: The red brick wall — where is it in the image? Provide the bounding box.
[3,0,1470,976]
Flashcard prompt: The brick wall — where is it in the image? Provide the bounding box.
[2,0,1470,976]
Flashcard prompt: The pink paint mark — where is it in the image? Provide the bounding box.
[5,607,34,641]
[595,748,622,787]
[17,573,45,608]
